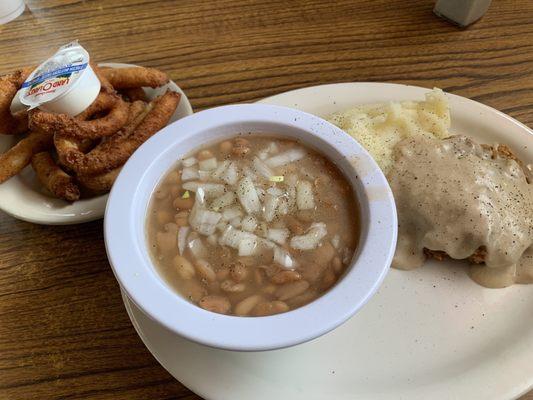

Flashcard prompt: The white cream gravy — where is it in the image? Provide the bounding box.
[389,135,532,288]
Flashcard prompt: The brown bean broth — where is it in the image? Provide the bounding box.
[146,135,359,316]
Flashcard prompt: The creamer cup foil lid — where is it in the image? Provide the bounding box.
[20,41,100,112]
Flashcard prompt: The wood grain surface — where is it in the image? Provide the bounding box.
[0,1,532,399]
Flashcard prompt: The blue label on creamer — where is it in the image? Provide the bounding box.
[21,63,88,88]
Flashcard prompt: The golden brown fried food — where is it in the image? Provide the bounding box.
[120,99,150,128]
[91,63,115,94]
[56,100,151,192]
[54,129,98,169]
[53,92,133,166]
[31,151,80,201]
[3,66,34,86]
[29,92,129,139]
[78,167,122,193]
[54,100,148,171]
[424,247,486,264]
[120,87,148,102]
[101,67,169,89]
[4,112,28,135]
[62,91,179,176]
[0,131,52,183]
[0,69,32,135]
[54,134,88,171]
[76,91,119,120]
[0,63,176,201]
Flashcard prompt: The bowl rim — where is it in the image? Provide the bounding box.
[104,103,397,351]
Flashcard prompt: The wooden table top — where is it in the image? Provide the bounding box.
[0,1,532,399]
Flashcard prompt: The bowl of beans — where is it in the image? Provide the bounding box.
[105,104,397,351]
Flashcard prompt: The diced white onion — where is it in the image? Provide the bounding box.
[263,193,279,222]
[198,170,211,181]
[230,217,242,228]
[257,142,279,160]
[189,202,222,236]
[277,198,290,215]
[182,182,225,198]
[199,157,217,171]
[210,160,229,180]
[222,206,243,221]
[267,142,279,154]
[241,215,257,232]
[258,151,268,160]
[274,246,297,269]
[195,187,206,206]
[177,226,190,255]
[238,237,258,256]
[237,176,261,214]
[252,157,274,179]
[256,187,266,202]
[181,167,199,181]
[296,180,315,210]
[219,225,256,249]
[290,222,327,250]
[181,181,199,192]
[210,192,235,211]
[182,157,197,167]
[267,228,289,245]
[243,166,257,181]
[265,148,306,168]
[266,187,283,196]
[187,235,207,258]
[177,141,332,268]
[221,162,239,185]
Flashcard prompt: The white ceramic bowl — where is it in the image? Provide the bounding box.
[104,104,397,351]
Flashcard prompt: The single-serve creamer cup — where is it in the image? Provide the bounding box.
[19,41,101,117]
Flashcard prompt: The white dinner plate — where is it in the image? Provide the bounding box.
[0,63,193,225]
[121,83,533,400]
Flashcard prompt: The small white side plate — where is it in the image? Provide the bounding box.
[122,83,533,400]
[0,62,193,225]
